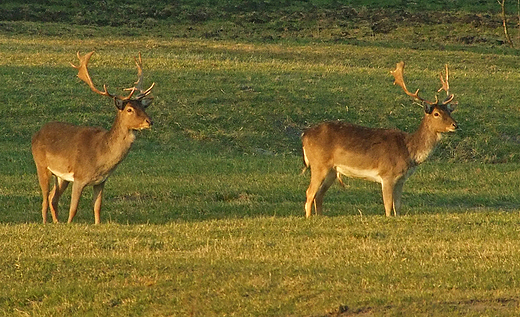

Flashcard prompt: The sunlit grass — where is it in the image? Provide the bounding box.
[2,35,520,164]
[1,14,520,315]
[3,213,520,316]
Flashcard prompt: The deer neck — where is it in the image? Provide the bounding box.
[103,115,136,164]
[406,118,442,165]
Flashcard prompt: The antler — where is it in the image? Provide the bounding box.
[437,64,455,104]
[390,61,438,105]
[71,51,137,100]
[125,52,155,100]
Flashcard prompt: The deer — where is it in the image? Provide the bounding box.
[31,51,155,224]
[301,61,458,217]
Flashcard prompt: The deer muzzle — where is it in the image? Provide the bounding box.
[138,118,153,130]
[447,122,458,132]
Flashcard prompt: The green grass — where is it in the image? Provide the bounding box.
[3,214,520,316]
[1,2,520,315]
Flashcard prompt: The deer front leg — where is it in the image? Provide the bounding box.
[381,180,395,217]
[67,182,86,223]
[93,182,105,225]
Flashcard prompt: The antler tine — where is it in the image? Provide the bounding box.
[391,61,437,106]
[123,87,137,100]
[133,52,144,92]
[437,64,449,95]
[71,51,115,99]
[124,52,155,100]
[138,82,155,97]
[437,64,455,105]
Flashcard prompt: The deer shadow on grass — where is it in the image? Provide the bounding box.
[75,185,520,224]
[14,180,519,225]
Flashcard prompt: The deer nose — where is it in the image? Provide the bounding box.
[146,119,153,127]
[452,123,458,130]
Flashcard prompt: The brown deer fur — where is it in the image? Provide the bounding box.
[302,62,458,217]
[32,52,154,224]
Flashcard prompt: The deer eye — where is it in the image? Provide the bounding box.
[433,112,440,117]
[126,108,134,113]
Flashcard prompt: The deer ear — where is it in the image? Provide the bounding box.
[423,103,433,114]
[446,103,457,113]
[140,98,153,108]
[114,98,125,110]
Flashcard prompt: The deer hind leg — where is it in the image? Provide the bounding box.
[35,166,51,224]
[336,172,347,188]
[305,168,336,217]
[314,170,337,216]
[381,180,396,217]
[67,182,86,224]
[49,177,69,223]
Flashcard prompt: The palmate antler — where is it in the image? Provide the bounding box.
[391,61,454,106]
[71,51,154,101]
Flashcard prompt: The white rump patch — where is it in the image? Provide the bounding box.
[335,165,382,183]
[48,168,74,182]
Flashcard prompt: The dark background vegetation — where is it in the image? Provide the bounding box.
[0,0,506,43]
[0,0,500,26]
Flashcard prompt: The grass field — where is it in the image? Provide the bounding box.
[1,1,520,316]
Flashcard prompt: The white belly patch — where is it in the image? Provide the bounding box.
[48,168,75,182]
[335,165,382,183]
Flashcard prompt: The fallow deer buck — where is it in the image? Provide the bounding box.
[302,61,458,217]
[32,51,155,224]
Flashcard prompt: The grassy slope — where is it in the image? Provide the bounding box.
[1,1,520,316]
